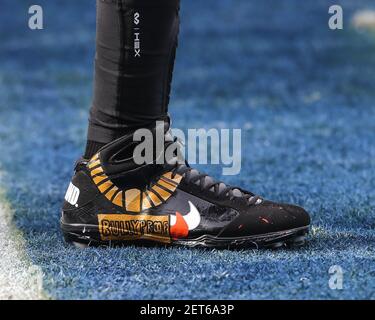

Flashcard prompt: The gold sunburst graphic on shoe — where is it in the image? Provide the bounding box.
[87,153,182,213]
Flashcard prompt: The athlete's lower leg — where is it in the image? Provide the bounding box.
[85,0,180,158]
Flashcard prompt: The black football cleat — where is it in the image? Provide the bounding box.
[61,128,310,249]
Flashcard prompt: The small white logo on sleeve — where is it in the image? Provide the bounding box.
[134,12,141,57]
[134,12,140,25]
[65,183,80,207]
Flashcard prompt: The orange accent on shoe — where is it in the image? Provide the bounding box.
[170,212,189,239]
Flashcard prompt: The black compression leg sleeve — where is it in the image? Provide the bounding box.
[85,0,180,158]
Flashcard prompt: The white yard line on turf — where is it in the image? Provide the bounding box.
[0,180,47,299]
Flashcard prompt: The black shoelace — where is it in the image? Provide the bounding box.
[166,134,262,206]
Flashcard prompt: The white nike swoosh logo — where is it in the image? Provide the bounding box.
[170,201,201,230]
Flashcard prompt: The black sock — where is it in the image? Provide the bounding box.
[85,0,180,150]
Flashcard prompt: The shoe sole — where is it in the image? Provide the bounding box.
[61,219,309,249]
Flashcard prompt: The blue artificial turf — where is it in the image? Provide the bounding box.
[0,0,374,299]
